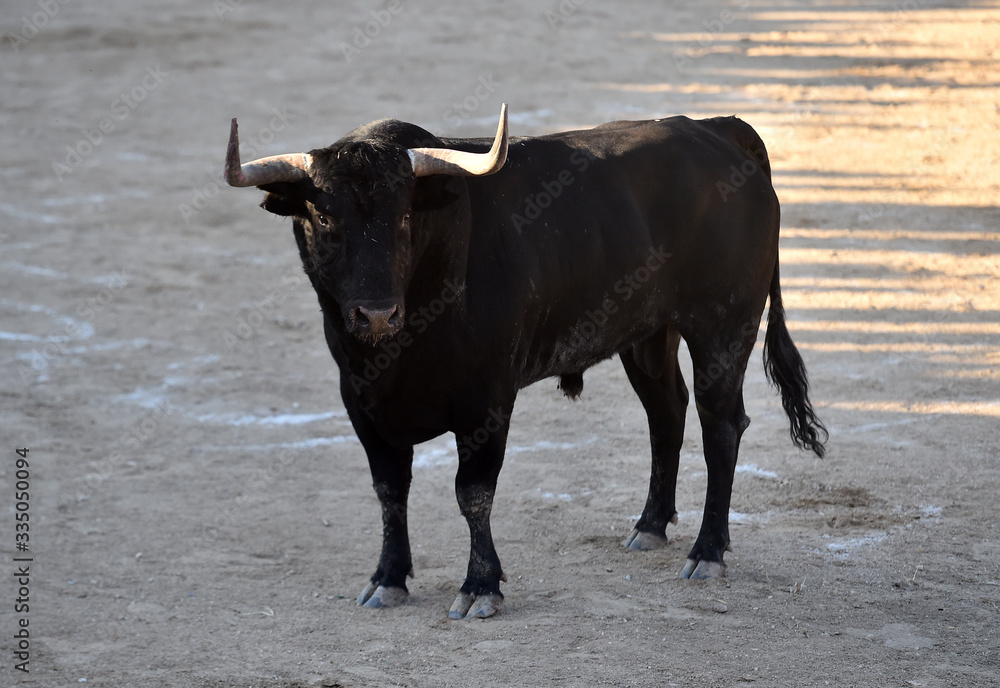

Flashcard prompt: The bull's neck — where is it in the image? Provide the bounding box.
[406,183,473,304]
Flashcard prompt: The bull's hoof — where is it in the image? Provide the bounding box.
[448,592,474,619]
[624,529,669,551]
[448,592,503,620]
[680,558,726,580]
[356,583,409,608]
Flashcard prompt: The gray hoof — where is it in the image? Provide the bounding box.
[448,592,474,619]
[448,592,503,620]
[356,581,378,606]
[356,583,408,608]
[467,593,503,619]
[624,529,669,551]
[680,558,726,580]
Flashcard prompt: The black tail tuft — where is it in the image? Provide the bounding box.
[559,372,584,400]
[763,262,828,457]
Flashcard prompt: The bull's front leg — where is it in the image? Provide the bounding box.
[449,404,513,619]
[343,393,414,609]
[355,448,414,608]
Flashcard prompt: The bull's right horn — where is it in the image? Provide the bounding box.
[224,118,312,187]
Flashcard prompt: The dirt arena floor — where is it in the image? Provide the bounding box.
[2,1,998,686]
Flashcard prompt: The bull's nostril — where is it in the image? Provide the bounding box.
[351,306,370,327]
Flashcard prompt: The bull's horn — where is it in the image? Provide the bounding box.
[224,118,312,187]
[408,103,508,178]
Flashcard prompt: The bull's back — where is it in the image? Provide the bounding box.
[464,116,781,382]
[565,116,780,302]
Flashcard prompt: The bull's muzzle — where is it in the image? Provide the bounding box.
[349,304,404,341]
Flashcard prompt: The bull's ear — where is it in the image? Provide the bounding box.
[259,182,307,217]
[411,176,460,212]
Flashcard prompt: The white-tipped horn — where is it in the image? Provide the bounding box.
[224,118,312,187]
[408,103,508,178]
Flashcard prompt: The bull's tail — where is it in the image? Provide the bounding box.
[763,261,828,457]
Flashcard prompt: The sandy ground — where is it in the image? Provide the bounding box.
[2,0,999,686]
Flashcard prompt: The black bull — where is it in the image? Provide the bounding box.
[225,107,827,619]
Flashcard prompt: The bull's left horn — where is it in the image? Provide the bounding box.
[224,118,312,187]
[408,103,508,178]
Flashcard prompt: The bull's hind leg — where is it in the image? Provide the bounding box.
[449,402,514,619]
[621,326,689,551]
[681,331,756,579]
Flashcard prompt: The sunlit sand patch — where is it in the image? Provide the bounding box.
[775,177,915,191]
[777,246,998,312]
[604,6,1000,214]
[926,368,1000,381]
[787,321,999,336]
[796,342,993,357]
[780,248,1000,276]
[783,276,945,291]
[590,82,732,95]
[746,43,951,59]
[821,400,1000,418]
[781,228,1000,243]
[785,293,994,311]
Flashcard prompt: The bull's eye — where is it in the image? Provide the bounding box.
[315,213,332,228]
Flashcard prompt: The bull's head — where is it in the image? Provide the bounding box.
[224,105,508,343]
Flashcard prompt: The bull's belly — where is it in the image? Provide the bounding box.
[518,299,671,387]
